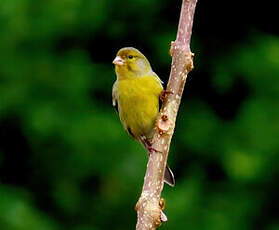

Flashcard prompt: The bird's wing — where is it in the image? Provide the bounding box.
[112,81,119,113]
[112,81,135,139]
[149,72,164,109]
[152,71,164,85]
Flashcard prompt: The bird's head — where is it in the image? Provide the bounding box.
[113,47,152,79]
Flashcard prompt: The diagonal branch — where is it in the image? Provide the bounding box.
[135,0,198,229]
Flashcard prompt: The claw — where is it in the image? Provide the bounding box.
[147,146,163,154]
[140,136,162,155]
[145,138,153,146]
[160,90,173,102]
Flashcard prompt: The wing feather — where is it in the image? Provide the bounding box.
[112,81,119,113]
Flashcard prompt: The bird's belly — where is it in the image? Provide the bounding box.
[118,89,159,139]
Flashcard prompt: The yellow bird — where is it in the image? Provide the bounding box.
[112,47,175,186]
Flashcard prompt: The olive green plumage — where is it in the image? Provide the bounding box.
[112,47,175,186]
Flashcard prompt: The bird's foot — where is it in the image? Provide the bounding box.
[140,136,162,155]
[144,137,153,146]
[147,146,163,155]
[160,90,173,102]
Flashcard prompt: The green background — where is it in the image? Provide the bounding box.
[0,0,278,230]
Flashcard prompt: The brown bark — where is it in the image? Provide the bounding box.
[135,0,198,229]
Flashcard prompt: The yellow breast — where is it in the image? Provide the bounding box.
[116,75,163,139]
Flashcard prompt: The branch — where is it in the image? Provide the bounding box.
[135,0,198,229]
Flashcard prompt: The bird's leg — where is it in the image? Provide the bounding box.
[140,136,162,155]
[160,90,173,102]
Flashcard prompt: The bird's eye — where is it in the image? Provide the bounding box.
[128,55,133,59]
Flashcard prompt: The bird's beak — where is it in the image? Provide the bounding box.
[113,56,124,66]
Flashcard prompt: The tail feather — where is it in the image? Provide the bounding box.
[164,164,175,187]
[139,136,175,187]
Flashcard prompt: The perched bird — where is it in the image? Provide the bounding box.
[112,47,175,186]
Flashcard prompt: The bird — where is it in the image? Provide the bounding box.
[112,47,175,186]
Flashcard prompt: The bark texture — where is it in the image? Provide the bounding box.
[136,0,198,229]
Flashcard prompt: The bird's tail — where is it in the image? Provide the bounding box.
[164,164,175,187]
[139,136,175,187]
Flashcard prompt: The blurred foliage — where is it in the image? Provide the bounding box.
[0,0,279,230]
